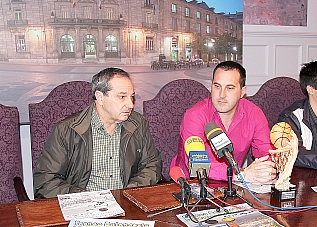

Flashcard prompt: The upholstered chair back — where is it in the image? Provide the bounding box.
[0,104,23,204]
[29,81,92,168]
[246,77,306,129]
[143,79,211,181]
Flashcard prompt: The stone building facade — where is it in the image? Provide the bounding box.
[1,0,242,64]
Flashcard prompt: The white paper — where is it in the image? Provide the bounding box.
[311,186,317,192]
[233,181,296,194]
[176,203,284,227]
[68,218,155,227]
[233,182,272,193]
[58,190,125,221]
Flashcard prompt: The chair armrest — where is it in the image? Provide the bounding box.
[13,176,30,202]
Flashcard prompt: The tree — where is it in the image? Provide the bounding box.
[191,33,208,59]
[213,33,242,61]
[214,33,235,55]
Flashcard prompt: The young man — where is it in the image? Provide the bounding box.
[278,61,317,169]
[171,61,276,184]
[33,67,162,198]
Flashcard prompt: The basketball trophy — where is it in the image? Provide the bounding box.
[269,122,298,200]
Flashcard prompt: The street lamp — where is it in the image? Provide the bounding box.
[134,31,138,60]
[206,39,214,67]
[232,45,237,61]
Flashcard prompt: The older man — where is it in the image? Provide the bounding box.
[34,67,162,198]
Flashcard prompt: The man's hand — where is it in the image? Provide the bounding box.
[243,155,276,184]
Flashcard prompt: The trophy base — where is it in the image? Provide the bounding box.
[271,185,296,201]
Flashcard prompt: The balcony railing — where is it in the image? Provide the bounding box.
[143,3,154,9]
[7,20,28,27]
[142,22,158,30]
[48,18,125,26]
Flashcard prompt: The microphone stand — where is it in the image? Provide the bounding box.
[190,168,227,213]
[148,180,203,227]
[218,166,252,209]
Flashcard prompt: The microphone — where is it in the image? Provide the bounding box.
[204,122,239,173]
[196,167,208,185]
[170,166,191,205]
[196,167,208,199]
[185,136,210,177]
[170,166,191,189]
[184,136,205,156]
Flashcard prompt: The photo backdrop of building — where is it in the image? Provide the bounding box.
[1,0,242,64]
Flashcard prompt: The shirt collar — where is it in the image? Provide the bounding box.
[91,106,122,134]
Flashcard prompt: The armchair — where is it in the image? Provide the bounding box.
[143,79,210,181]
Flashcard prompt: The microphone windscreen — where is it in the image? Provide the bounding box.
[184,136,205,156]
[170,166,186,183]
[204,122,222,140]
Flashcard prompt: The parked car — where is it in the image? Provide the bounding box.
[211,58,220,64]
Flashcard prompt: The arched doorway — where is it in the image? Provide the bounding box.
[83,34,96,58]
[60,34,75,58]
[105,35,118,58]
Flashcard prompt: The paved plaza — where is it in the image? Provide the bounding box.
[0,62,215,123]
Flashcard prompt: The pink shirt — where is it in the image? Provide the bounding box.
[170,97,274,181]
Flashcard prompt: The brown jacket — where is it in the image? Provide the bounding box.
[33,103,162,198]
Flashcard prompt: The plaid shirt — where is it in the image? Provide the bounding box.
[86,107,123,191]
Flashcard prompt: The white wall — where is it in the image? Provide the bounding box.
[243,0,317,96]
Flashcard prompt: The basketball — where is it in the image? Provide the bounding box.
[270,122,292,148]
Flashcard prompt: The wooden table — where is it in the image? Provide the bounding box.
[1,167,317,227]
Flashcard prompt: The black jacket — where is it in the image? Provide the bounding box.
[278,98,317,169]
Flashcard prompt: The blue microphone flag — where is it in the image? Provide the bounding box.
[188,150,210,177]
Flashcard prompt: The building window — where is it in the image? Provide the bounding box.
[105,35,118,52]
[197,23,201,33]
[206,14,210,22]
[172,18,177,31]
[196,11,201,19]
[61,6,69,18]
[84,34,96,58]
[83,6,92,19]
[215,17,218,24]
[206,25,210,34]
[15,35,25,52]
[185,7,190,17]
[105,8,113,20]
[105,35,118,58]
[146,12,152,24]
[146,37,153,51]
[145,0,151,6]
[14,8,22,21]
[185,20,190,32]
[171,3,176,13]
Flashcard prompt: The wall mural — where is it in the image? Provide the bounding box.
[244,0,307,26]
